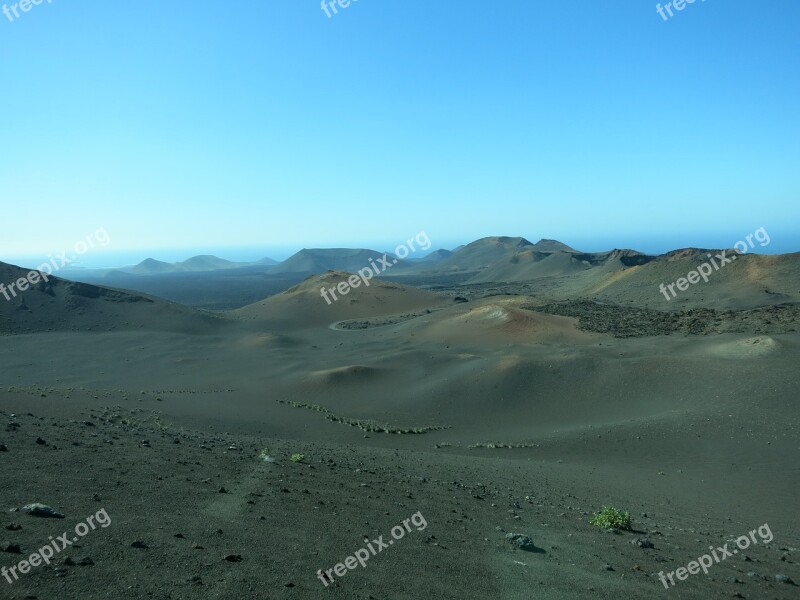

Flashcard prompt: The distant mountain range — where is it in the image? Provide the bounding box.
[81,237,794,290]
[2,236,799,326]
[118,255,278,276]
[106,246,455,277]
[103,238,582,278]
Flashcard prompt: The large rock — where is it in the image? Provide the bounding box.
[20,503,65,519]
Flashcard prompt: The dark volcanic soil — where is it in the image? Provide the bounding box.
[1,404,797,600]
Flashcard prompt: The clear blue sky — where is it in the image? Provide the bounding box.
[1,0,798,266]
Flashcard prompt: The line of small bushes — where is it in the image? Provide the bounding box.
[277,400,450,434]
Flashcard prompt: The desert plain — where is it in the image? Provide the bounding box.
[1,236,798,599]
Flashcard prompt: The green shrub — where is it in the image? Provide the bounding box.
[590,506,632,530]
[290,453,305,463]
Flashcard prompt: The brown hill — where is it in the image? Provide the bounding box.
[426,236,534,273]
[270,249,410,275]
[404,297,599,345]
[578,250,800,310]
[529,238,579,253]
[232,270,451,329]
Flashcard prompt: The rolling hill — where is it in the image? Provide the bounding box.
[0,261,227,334]
[269,248,410,275]
[233,270,451,328]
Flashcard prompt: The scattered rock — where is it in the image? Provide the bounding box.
[130,540,149,549]
[35,437,47,446]
[632,538,655,549]
[775,574,795,584]
[20,503,65,519]
[1,542,21,554]
[5,523,21,531]
[0,444,7,452]
[224,554,243,562]
[505,533,536,551]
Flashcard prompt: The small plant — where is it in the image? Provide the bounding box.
[290,453,305,463]
[258,448,275,462]
[590,506,632,530]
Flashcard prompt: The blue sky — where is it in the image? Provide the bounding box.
[1,0,798,266]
